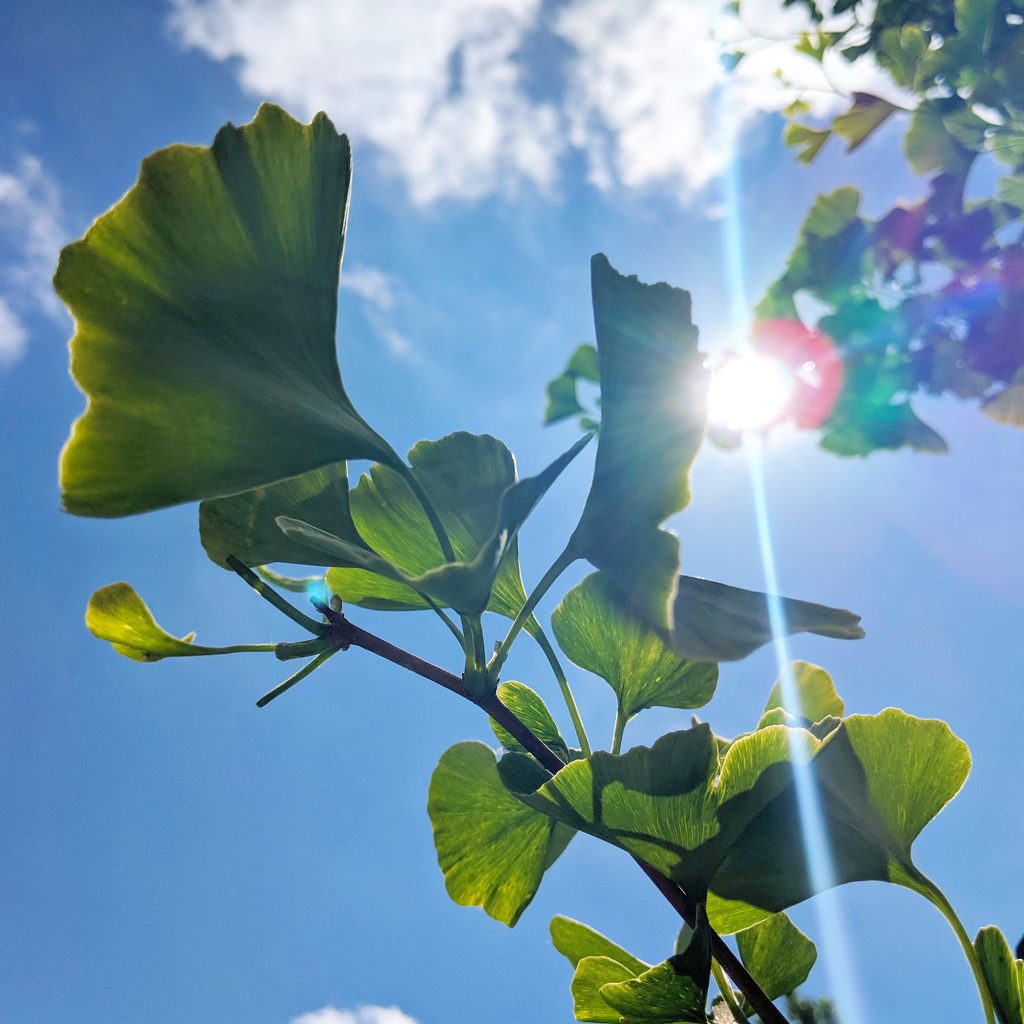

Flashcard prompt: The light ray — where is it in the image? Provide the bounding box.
[716,80,867,1023]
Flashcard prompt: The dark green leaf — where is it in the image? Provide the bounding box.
[668,576,864,662]
[551,572,717,719]
[546,373,586,424]
[709,710,971,932]
[519,723,818,896]
[86,582,268,661]
[427,741,573,927]
[200,463,362,568]
[974,926,1024,1024]
[568,255,708,632]
[308,432,587,614]
[489,681,568,759]
[58,104,399,517]
[737,912,817,1000]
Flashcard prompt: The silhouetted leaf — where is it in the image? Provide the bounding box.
[567,255,708,632]
[552,572,717,720]
[58,104,398,517]
[428,741,573,927]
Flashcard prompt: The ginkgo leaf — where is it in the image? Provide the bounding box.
[86,582,271,662]
[669,576,864,662]
[489,681,568,760]
[757,661,845,728]
[974,926,1024,1024]
[709,710,971,933]
[427,741,573,927]
[551,916,649,975]
[831,93,899,152]
[512,723,818,897]
[297,432,589,615]
[567,255,708,633]
[57,103,399,517]
[551,572,717,720]
[736,912,816,1001]
[200,463,364,568]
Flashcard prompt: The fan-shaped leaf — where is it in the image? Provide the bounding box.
[567,255,708,633]
[737,912,816,1001]
[489,681,568,759]
[551,572,717,720]
[758,661,845,728]
[86,582,268,662]
[551,916,649,975]
[58,103,398,517]
[427,741,573,927]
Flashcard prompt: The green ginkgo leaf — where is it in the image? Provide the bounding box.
[757,661,845,729]
[566,255,708,633]
[600,914,711,1024]
[57,103,399,518]
[86,582,272,662]
[668,576,864,662]
[551,572,717,720]
[200,463,364,568]
[708,710,971,933]
[974,926,1024,1024]
[551,916,649,975]
[489,681,569,760]
[513,723,818,897]
[574,957,641,1023]
[298,432,588,615]
[427,741,573,927]
[736,912,817,1001]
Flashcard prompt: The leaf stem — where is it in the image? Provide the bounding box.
[534,628,591,757]
[256,649,337,707]
[420,594,465,645]
[910,870,996,1024]
[226,556,327,635]
[712,958,753,1024]
[319,611,790,1024]
[610,707,628,755]
[398,464,456,563]
[489,544,576,680]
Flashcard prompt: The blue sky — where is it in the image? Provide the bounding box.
[1,2,1022,1023]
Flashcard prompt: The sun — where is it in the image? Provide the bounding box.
[706,352,795,432]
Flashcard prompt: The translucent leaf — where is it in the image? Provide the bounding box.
[573,957,640,1022]
[831,93,899,152]
[427,741,573,927]
[200,463,363,568]
[737,912,817,1001]
[758,661,845,728]
[974,926,1024,1024]
[489,681,568,759]
[516,723,819,896]
[551,572,717,719]
[551,916,649,974]
[600,915,711,1023]
[784,123,831,164]
[709,710,971,931]
[86,582,267,662]
[303,432,588,615]
[669,577,864,662]
[904,103,967,174]
[57,104,398,517]
[567,255,708,633]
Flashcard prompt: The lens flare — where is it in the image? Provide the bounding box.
[707,352,795,432]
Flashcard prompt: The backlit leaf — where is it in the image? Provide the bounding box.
[86,582,266,662]
[974,926,1024,1024]
[58,103,398,517]
[758,661,845,728]
[567,255,708,633]
[737,912,816,1000]
[551,572,717,719]
[551,916,649,974]
[427,741,572,927]
[489,681,568,759]
[832,93,899,152]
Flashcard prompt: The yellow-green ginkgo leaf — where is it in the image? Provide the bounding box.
[86,582,274,662]
[58,103,399,518]
[489,681,569,760]
[736,912,816,1001]
[427,741,574,927]
[757,661,845,729]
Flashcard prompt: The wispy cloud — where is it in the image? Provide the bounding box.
[0,153,68,366]
[341,265,396,311]
[289,1005,419,1024]
[169,0,907,207]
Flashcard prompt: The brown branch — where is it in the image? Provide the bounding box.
[329,613,790,1024]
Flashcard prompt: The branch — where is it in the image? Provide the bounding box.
[323,612,790,1024]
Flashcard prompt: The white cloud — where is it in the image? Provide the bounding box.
[341,265,396,311]
[169,0,911,206]
[169,0,562,205]
[289,1005,419,1024]
[0,153,68,366]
